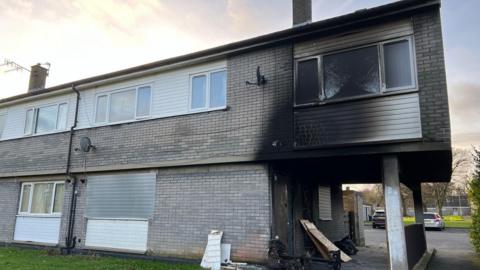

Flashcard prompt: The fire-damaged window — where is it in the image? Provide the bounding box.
[294,36,416,105]
[318,185,332,221]
[295,58,320,105]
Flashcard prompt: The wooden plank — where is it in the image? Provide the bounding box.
[299,219,352,262]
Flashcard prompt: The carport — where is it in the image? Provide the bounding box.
[271,150,451,270]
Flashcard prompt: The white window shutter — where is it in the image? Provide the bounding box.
[318,185,332,220]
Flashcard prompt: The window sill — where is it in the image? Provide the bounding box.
[16,214,62,218]
[294,88,418,109]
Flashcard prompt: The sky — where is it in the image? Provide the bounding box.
[0,0,478,148]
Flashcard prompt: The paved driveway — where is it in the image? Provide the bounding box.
[363,227,480,269]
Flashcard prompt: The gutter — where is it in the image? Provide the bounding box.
[65,84,80,253]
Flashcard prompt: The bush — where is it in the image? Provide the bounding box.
[468,147,480,253]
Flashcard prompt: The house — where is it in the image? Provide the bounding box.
[0,0,451,269]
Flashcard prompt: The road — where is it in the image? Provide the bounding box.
[364,227,480,269]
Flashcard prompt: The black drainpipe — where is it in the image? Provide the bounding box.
[65,84,80,253]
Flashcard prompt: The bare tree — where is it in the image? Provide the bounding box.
[422,150,467,216]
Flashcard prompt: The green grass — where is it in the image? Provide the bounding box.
[0,248,202,270]
[403,216,472,228]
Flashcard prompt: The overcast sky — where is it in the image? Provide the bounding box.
[0,0,478,148]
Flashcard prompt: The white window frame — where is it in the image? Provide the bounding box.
[94,84,153,125]
[379,36,417,92]
[294,35,417,106]
[24,102,69,136]
[189,68,227,112]
[17,181,65,217]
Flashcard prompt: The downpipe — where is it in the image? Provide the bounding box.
[65,84,80,253]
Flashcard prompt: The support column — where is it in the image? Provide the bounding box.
[382,155,409,270]
[410,182,424,224]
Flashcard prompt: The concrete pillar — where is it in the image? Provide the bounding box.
[382,155,409,270]
[410,182,424,224]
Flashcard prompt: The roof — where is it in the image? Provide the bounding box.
[0,0,440,105]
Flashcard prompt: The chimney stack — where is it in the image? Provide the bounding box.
[28,64,49,92]
[292,0,312,27]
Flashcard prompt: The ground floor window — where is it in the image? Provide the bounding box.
[18,181,65,215]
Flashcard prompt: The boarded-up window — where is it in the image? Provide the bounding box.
[318,186,332,220]
[85,173,156,219]
[296,58,320,105]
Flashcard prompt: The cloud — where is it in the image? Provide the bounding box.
[449,82,480,147]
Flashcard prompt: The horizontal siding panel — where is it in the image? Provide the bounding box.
[85,219,148,252]
[295,19,413,58]
[14,216,61,244]
[294,93,422,147]
[86,173,156,219]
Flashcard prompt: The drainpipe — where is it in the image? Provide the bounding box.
[65,84,80,253]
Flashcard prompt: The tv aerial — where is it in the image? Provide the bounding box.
[246,66,267,86]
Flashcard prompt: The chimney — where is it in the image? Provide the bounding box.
[292,0,312,27]
[28,64,49,92]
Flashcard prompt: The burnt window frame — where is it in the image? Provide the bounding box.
[294,35,418,107]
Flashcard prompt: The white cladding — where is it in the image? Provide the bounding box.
[0,60,226,140]
[85,219,149,252]
[14,216,61,244]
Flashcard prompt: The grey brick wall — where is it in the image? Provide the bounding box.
[149,163,271,263]
[413,9,451,143]
[0,180,20,243]
[63,44,293,174]
[0,133,69,176]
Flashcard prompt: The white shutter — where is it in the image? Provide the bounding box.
[318,186,332,220]
[14,216,61,244]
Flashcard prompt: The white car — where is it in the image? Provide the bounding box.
[423,212,445,230]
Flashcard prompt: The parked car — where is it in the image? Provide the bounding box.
[423,212,445,230]
[372,210,386,229]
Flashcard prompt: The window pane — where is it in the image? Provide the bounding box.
[24,109,34,134]
[191,75,206,109]
[31,183,54,214]
[53,183,65,213]
[136,86,151,117]
[210,71,227,108]
[20,185,31,212]
[384,40,413,89]
[57,103,68,130]
[0,114,6,137]
[109,90,136,122]
[324,46,380,100]
[95,95,108,123]
[35,105,58,133]
[296,59,320,104]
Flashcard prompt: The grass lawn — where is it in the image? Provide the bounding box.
[403,216,472,228]
[0,248,202,270]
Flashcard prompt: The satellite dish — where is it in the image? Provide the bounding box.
[79,137,95,152]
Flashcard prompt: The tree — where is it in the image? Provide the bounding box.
[422,150,467,216]
[468,147,480,253]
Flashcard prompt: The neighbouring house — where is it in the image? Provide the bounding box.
[0,0,451,269]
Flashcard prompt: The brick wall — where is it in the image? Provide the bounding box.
[413,9,451,143]
[65,44,293,174]
[149,163,271,263]
[0,180,20,243]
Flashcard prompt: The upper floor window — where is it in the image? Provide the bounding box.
[24,103,68,135]
[18,181,65,215]
[295,36,416,105]
[190,70,227,110]
[94,85,152,124]
[0,112,6,138]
